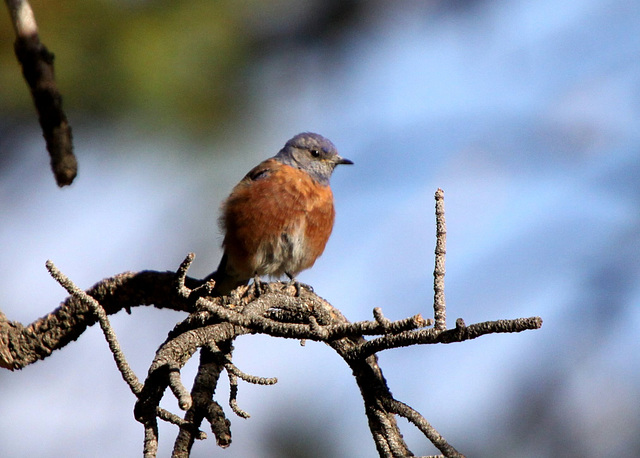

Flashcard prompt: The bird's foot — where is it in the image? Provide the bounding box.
[284,273,313,297]
[252,275,263,297]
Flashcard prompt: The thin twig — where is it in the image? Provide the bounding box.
[223,357,278,418]
[227,372,250,418]
[383,397,464,457]
[351,316,542,360]
[45,260,143,394]
[175,252,196,298]
[433,188,447,331]
[156,407,206,440]
[224,360,277,385]
[168,369,192,411]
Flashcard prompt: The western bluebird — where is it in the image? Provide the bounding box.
[210,132,353,296]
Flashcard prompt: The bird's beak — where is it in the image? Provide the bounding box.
[336,156,354,165]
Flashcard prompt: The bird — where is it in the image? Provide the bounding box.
[209,132,353,297]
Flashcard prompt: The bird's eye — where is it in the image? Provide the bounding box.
[309,149,320,158]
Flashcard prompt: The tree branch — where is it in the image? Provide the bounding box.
[0,190,543,457]
[350,316,543,360]
[4,0,77,186]
[0,269,199,370]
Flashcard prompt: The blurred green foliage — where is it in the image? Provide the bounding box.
[1,0,325,134]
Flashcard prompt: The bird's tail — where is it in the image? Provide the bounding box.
[206,253,249,296]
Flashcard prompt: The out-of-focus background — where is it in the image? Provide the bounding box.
[1,1,639,456]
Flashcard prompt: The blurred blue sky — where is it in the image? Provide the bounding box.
[1,0,640,456]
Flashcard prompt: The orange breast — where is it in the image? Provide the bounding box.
[221,161,335,280]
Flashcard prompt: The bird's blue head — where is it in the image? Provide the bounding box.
[275,132,353,185]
